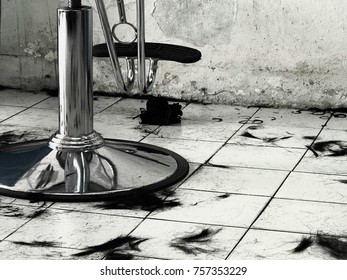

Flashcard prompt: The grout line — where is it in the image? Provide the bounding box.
[94,97,123,115]
[136,109,261,231]
[203,163,295,172]
[178,187,272,199]
[130,110,261,242]
[292,169,347,176]
[0,95,52,124]
[273,196,347,207]
[143,217,250,230]
[47,205,147,220]
[202,108,262,165]
[0,107,31,123]
[2,205,51,241]
[224,112,333,259]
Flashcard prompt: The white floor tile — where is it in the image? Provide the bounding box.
[0,240,102,260]
[0,204,45,239]
[183,103,258,123]
[248,108,329,128]
[94,114,156,141]
[2,108,58,129]
[325,113,347,130]
[295,152,347,175]
[295,129,347,175]
[181,166,288,196]
[34,96,121,115]
[154,120,241,142]
[253,198,347,235]
[228,229,334,260]
[277,172,347,204]
[0,89,48,107]
[131,219,246,259]
[229,124,321,148]
[6,208,142,249]
[210,144,306,170]
[142,136,223,163]
[149,189,269,227]
[0,106,25,122]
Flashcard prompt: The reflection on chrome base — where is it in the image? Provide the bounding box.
[0,139,189,202]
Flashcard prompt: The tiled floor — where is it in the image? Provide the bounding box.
[1,88,347,260]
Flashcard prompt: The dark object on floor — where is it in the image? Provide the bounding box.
[12,241,57,247]
[104,252,135,260]
[0,204,24,218]
[212,118,223,122]
[93,42,201,64]
[95,191,180,212]
[73,236,148,258]
[216,193,230,199]
[311,141,347,157]
[316,233,347,260]
[180,228,222,243]
[240,131,292,143]
[44,89,59,97]
[292,233,347,259]
[27,208,47,219]
[292,236,314,253]
[169,228,221,255]
[241,131,259,140]
[139,97,183,125]
[0,131,25,146]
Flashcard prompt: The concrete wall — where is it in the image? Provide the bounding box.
[1,0,347,108]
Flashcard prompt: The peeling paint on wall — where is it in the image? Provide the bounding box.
[152,0,238,46]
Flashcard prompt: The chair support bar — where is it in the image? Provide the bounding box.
[95,0,158,94]
[95,0,135,93]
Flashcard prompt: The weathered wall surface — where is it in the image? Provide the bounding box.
[1,0,347,108]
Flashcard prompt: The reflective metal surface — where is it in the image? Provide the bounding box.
[50,6,104,151]
[0,2,190,202]
[95,0,135,93]
[95,0,158,94]
[0,139,189,202]
[112,0,137,44]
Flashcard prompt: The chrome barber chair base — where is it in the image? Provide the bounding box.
[0,139,189,202]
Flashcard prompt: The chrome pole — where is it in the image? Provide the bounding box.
[58,6,93,137]
[116,0,127,23]
[50,3,104,151]
[137,0,146,93]
[136,0,157,93]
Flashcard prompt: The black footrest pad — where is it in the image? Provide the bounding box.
[93,42,201,64]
